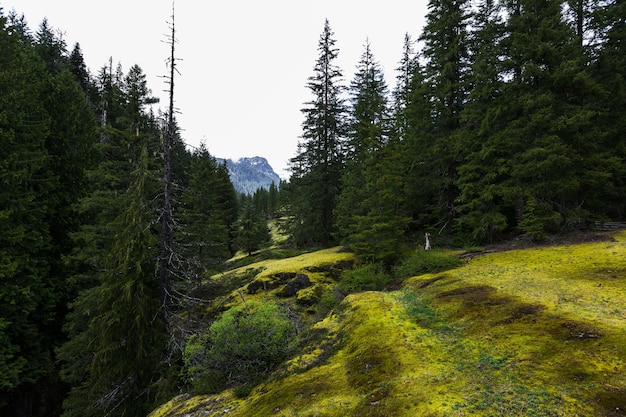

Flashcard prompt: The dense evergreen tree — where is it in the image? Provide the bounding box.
[0,11,99,416]
[335,41,408,264]
[178,144,234,271]
[267,182,279,219]
[59,145,163,417]
[235,196,271,256]
[215,161,240,256]
[592,0,626,219]
[0,12,54,409]
[495,0,608,238]
[390,34,419,142]
[288,19,347,246]
[3,3,626,416]
[415,0,472,231]
[34,18,68,74]
[455,0,511,240]
[68,43,91,95]
[58,60,167,417]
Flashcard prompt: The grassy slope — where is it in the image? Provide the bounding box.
[150,232,626,417]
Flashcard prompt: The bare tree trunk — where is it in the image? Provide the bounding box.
[158,3,177,321]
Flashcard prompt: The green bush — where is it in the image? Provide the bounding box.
[338,263,394,294]
[183,301,299,393]
[393,250,462,279]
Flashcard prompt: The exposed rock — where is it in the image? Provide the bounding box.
[217,156,281,195]
[278,273,311,297]
[296,284,324,306]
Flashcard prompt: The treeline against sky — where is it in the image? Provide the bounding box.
[286,0,625,264]
[0,8,274,417]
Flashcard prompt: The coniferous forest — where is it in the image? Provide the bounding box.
[1,1,625,416]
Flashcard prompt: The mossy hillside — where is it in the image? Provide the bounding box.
[404,231,626,415]
[452,233,626,327]
[150,231,626,417]
[204,247,354,312]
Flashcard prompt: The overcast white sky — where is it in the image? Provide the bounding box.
[4,1,428,177]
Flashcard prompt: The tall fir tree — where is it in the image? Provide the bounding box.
[398,0,472,235]
[288,19,347,246]
[417,0,472,232]
[495,0,608,238]
[0,12,97,416]
[336,40,407,264]
[592,0,626,219]
[235,196,271,256]
[390,33,419,142]
[178,144,233,272]
[455,0,511,241]
[59,144,163,417]
[0,12,55,410]
[59,62,166,417]
[395,40,438,232]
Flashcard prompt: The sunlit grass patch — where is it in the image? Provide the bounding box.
[454,231,626,327]
[401,231,626,416]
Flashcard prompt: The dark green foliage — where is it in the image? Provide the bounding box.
[336,41,410,266]
[178,144,235,271]
[0,16,53,403]
[592,0,626,219]
[338,263,394,294]
[393,250,463,280]
[183,301,299,393]
[0,12,96,415]
[412,0,471,229]
[58,145,164,417]
[235,196,271,255]
[287,20,347,247]
[2,2,626,416]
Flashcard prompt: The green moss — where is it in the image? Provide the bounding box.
[151,232,626,417]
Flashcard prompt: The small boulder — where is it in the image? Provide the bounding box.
[296,284,324,306]
[278,273,311,297]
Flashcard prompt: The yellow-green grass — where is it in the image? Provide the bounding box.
[150,231,626,417]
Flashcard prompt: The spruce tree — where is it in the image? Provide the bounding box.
[59,63,165,417]
[0,13,97,415]
[288,19,347,247]
[399,0,471,234]
[390,33,419,142]
[178,144,232,272]
[497,0,606,238]
[592,0,626,219]
[336,40,408,264]
[418,0,472,231]
[235,196,271,256]
[59,145,163,417]
[393,40,438,231]
[0,12,54,409]
[455,0,510,241]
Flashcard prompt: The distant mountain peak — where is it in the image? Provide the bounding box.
[217,156,281,195]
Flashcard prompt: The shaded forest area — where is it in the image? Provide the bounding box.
[1,0,625,416]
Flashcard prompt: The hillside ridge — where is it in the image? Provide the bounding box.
[150,231,626,417]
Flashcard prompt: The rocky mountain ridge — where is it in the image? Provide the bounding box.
[217,156,281,195]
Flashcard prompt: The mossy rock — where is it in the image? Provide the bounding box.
[278,273,311,297]
[296,284,324,306]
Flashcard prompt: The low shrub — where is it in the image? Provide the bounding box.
[338,263,394,294]
[393,249,462,279]
[183,301,299,394]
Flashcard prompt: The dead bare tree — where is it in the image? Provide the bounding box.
[158,2,180,323]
